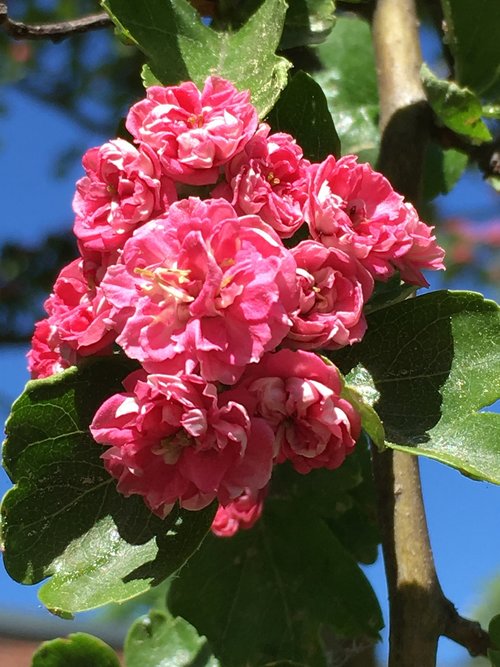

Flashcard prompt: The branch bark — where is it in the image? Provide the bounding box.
[0,1,217,42]
[0,4,112,42]
[371,1,491,665]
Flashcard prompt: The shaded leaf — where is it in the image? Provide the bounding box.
[102,0,291,116]
[169,499,382,667]
[125,610,219,667]
[421,64,491,143]
[423,142,468,200]
[441,0,500,102]
[1,357,215,614]
[31,633,120,667]
[333,291,500,484]
[314,15,379,163]
[267,70,341,160]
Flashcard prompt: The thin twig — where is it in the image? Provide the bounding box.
[0,4,112,42]
[0,1,217,43]
[443,601,491,658]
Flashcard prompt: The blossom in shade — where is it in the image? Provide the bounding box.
[213,124,309,237]
[100,197,299,384]
[44,259,116,357]
[73,139,176,256]
[226,350,361,474]
[126,77,258,185]
[306,155,445,285]
[285,240,373,350]
[90,371,275,517]
[27,319,72,379]
[211,486,267,537]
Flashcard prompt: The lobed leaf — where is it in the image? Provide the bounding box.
[102,0,291,117]
[333,291,500,484]
[1,357,215,614]
[169,498,382,667]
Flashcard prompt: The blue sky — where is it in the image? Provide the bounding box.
[0,81,498,666]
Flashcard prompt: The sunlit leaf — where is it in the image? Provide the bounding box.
[333,291,500,484]
[125,610,219,667]
[421,64,491,143]
[1,357,215,614]
[31,633,120,667]
[102,0,291,116]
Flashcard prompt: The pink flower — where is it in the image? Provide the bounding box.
[213,124,309,237]
[126,77,258,185]
[285,240,373,350]
[45,259,116,357]
[73,139,176,256]
[228,350,361,474]
[90,371,275,517]
[211,486,267,537]
[306,155,445,285]
[27,319,72,379]
[101,197,298,384]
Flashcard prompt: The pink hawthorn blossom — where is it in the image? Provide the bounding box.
[213,124,310,237]
[100,197,299,384]
[306,155,445,285]
[73,139,176,256]
[226,350,361,474]
[126,77,258,185]
[211,486,267,537]
[27,319,72,379]
[285,240,374,350]
[90,370,275,517]
[44,259,116,358]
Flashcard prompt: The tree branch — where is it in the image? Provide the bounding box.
[0,4,112,42]
[443,600,491,657]
[371,0,492,665]
[0,1,217,42]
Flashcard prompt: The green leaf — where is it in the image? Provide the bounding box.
[364,274,418,315]
[31,633,120,667]
[333,291,500,484]
[489,649,500,667]
[169,499,382,667]
[1,357,215,614]
[441,0,500,101]
[276,438,380,565]
[490,615,500,647]
[280,0,336,49]
[423,142,468,200]
[421,64,492,143]
[125,610,219,667]
[266,70,341,160]
[102,0,291,117]
[314,15,379,163]
[343,366,385,449]
[488,175,500,192]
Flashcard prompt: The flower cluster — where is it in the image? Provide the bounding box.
[28,76,445,534]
